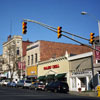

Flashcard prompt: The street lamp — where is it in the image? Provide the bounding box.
[81,11,100,43]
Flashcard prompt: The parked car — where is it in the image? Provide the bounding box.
[45,81,69,93]
[0,80,4,86]
[2,79,10,86]
[29,82,45,90]
[16,80,25,88]
[7,82,16,87]
[23,80,32,88]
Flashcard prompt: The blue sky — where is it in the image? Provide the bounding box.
[0,0,100,54]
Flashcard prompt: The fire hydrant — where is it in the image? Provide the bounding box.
[97,85,100,97]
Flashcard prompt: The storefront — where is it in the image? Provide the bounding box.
[68,52,93,91]
[26,66,37,81]
[38,56,70,85]
[70,71,92,91]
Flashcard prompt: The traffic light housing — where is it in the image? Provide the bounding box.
[90,32,95,44]
[57,26,62,39]
[22,22,27,34]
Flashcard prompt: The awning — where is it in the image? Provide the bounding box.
[46,74,55,80]
[55,73,66,79]
[37,76,46,81]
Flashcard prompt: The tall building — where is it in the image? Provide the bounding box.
[2,35,32,81]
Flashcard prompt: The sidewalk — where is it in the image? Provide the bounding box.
[69,91,98,97]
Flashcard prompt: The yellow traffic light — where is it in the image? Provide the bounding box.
[22,22,27,34]
[57,26,62,39]
[90,32,94,44]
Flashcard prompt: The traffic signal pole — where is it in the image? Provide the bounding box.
[22,19,100,52]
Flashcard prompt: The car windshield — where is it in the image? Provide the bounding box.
[25,80,31,83]
[20,80,24,83]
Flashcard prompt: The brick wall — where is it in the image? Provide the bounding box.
[40,40,92,61]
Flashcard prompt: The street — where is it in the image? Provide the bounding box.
[0,86,99,100]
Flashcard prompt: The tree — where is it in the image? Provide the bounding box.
[3,41,19,81]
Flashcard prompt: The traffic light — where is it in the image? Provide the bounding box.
[90,32,95,44]
[22,22,27,34]
[57,26,62,39]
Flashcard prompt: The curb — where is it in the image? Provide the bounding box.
[69,91,98,97]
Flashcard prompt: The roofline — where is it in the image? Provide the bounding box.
[68,52,93,61]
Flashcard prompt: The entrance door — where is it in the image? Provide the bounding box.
[79,77,86,91]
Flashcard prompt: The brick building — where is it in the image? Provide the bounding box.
[26,40,91,80]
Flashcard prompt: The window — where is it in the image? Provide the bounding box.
[28,56,30,65]
[80,78,86,87]
[96,60,100,64]
[31,55,34,65]
[72,78,76,88]
[35,53,38,63]
[98,60,100,63]
[17,47,20,55]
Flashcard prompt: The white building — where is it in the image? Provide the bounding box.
[68,52,93,91]
[2,35,23,81]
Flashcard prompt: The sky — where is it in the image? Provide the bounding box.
[0,0,100,55]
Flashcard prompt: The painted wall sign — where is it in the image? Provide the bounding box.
[44,64,59,70]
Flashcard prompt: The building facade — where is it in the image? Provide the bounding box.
[68,52,93,91]
[92,36,100,86]
[38,56,70,85]
[26,40,91,86]
[2,35,32,81]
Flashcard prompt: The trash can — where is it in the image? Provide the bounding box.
[97,85,100,97]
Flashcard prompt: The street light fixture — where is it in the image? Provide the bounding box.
[81,11,100,43]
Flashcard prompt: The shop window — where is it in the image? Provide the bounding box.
[80,78,86,87]
[72,78,76,88]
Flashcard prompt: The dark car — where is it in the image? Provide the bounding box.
[45,81,69,93]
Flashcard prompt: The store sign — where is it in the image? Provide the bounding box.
[72,71,92,76]
[95,46,100,60]
[44,64,59,70]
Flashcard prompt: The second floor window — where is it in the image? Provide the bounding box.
[28,56,30,65]
[35,53,38,63]
[17,47,20,55]
[31,55,34,65]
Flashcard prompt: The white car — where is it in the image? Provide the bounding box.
[23,80,32,88]
[3,80,10,86]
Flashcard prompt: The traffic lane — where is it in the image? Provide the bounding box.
[0,86,100,100]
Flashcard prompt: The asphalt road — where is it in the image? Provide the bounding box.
[0,86,99,100]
